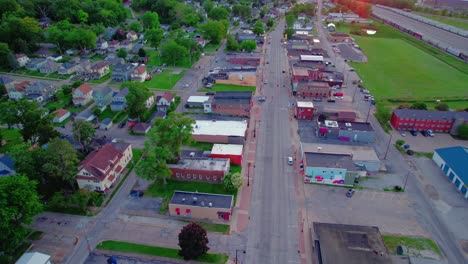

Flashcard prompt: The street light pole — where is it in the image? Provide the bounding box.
[247,162,250,187]
[235,249,246,264]
[383,133,393,160]
[366,101,372,122]
[403,172,410,190]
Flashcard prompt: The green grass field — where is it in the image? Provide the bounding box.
[146,49,198,68]
[145,70,186,90]
[382,235,441,257]
[97,240,229,263]
[0,128,22,153]
[199,84,256,92]
[419,14,468,30]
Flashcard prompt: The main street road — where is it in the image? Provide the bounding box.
[245,20,302,264]
[373,5,468,54]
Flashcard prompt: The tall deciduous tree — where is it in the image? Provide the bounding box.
[178,222,210,260]
[223,172,243,192]
[42,138,79,190]
[72,120,95,152]
[125,83,151,120]
[200,20,227,45]
[129,21,143,33]
[145,28,164,48]
[117,48,127,58]
[208,7,229,21]
[253,20,265,36]
[142,11,160,29]
[240,40,256,51]
[0,175,43,254]
[161,41,188,66]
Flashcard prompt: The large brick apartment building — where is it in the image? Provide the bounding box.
[168,158,230,184]
[390,109,468,134]
[204,92,253,117]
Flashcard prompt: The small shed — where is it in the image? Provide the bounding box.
[132,122,152,134]
[187,96,210,107]
[99,118,113,130]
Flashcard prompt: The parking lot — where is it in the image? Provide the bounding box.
[336,43,367,62]
[304,184,427,237]
[391,129,468,153]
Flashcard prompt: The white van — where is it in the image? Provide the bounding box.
[288,157,293,165]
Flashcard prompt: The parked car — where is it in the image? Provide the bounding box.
[335,96,343,100]
[287,157,293,165]
[406,150,414,155]
[264,80,268,84]
[400,131,407,137]
[206,92,215,95]
[313,98,323,102]
[118,121,126,128]
[327,99,336,103]
[410,131,417,136]
[421,130,428,137]
[427,129,435,137]
[182,84,189,88]
[258,96,266,102]
[205,83,213,88]
[346,189,355,197]
[130,190,144,197]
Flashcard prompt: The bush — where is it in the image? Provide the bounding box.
[396,139,405,146]
[434,103,449,111]
[222,172,243,192]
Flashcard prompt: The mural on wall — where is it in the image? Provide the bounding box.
[304,174,345,185]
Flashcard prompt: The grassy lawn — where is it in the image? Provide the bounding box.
[89,73,111,84]
[47,72,70,80]
[146,179,237,214]
[199,84,256,92]
[188,141,214,151]
[28,230,44,240]
[0,128,23,153]
[15,69,47,77]
[204,43,221,52]
[97,240,229,263]
[382,235,442,257]
[145,70,186,90]
[180,221,230,234]
[90,54,106,61]
[44,90,71,111]
[146,49,198,68]
[99,108,118,121]
[419,14,468,30]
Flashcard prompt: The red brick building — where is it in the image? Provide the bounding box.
[204,92,253,117]
[293,80,331,98]
[229,57,261,66]
[296,101,314,120]
[210,144,243,165]
[390,109,468,134]
[168,158,230,183]
[291,67,322,82]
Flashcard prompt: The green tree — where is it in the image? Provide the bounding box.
[0,175,43,254]
[136,113,194,184]
[142,11,161,29]
[138,48,146,57]
[0,42,12,69]
[0,84,5,97]
[161,41,188,66]
[125,83,151,120]
[232,5,252,19]
[223,172,243,192]
[458,124,468,139]
[0,15,42,53]
[267,18,274,28]
[129,21,143,33]
[72,120,95,152]
[145,28,164,48]
[435,103,449,111]
[241,40,256,51]
[410,102,427,110]
[286,14,296,28]
[253,20,265,36]
[226,34,239,51]
[208,7,229,21]
[203,0,215,14]
[117,48,128,58]
[42,138,79,190]
[200,20,227,44]
[89,23,105,35]
[178,222,210,260]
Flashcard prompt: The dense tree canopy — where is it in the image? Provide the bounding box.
[178,222,210,260]
[208,7,229,21]
[142,11,160,29]
[72,120,96,152]
[253,20,265,36]
[125,83,152,120]
[241,40,257,51]
[200,20,228,45]
[161,41,188,66]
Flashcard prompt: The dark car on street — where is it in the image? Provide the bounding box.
[130,190,144,197]
[410,131,417,136]
[421,130,428,137]
[346,189,355,197]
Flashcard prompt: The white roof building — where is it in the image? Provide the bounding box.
[211,144,244,155]
[187,96,210,104]
[297,101,314,108]
[192,120,248,137]
[300,55,324,62]
[16,252,51,264]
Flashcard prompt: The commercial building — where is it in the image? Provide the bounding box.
[318,120,375,143]
[303,152,364,185]
[186,96,210,108]
[229,57,261,66]
[210,144,243,165]
[390,109,468,135]
[204,92,253,117]
[192,120,248,144]
[206,68,257,87]
[302,143,381,172]
[168,158,230,184]
[328,32,352,42]
[433,146,468,199]
[313,223,393,264]
[293,81,331,98]
[296,101,314,120]
[168,191,234,221]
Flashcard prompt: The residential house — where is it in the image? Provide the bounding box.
[131,65,147,82]
[120,39,134,51]
[390,109,468,134]
[132,122,152,134]
[35,47,52,58]
[76,59,93,76]
[25,58,47,71]
[145,95,155,108]
[131,43,143,54]
[108,40,120,52]
[204,92,253,117]
[58,62,79,75]
[76,143,133,192]
[96,38,109,53]
[53,108,71,123]
[72,83,94,106]
[194,37,207,48]
[75,109,96,122]
[103,27,117,41]
[100,118,113,130]
[25,81,57,102]
[127,30,138,41]
[7,81,30,100]
[112,63,137,82]
[168,158,230,184]
[93,86,113,109]
[0,76,15,90]
[138,56,148,64]
[0,154,15,177]
[47,55,63,62]
[158,92,175,107]
[91,61,110,79]
[38,60,60,74]
[15,54,30,67]
[110,87,129,111]
[38,16,51,28]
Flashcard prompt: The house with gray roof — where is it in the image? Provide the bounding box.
[112,63,138,82]
[58,62,79,75]
[25,81,57,103]
[103,27,118,41]
[110,87,129,111]
[26,58,47,71]
[93,86,113,109]
[39,60,61,74]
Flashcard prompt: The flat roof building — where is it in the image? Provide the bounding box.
[210,144,244,165]
[318,120,375,143]
[433,146,468,199]
[313,222,393,264]
[168,158,230,184]
[169,191,234,221]
[192,120,248,144]
[187,96,210,106]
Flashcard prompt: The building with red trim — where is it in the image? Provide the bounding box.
[293,80,331,98]
[169,191,234,221]
[390,109,468,134]
[296,101,314,120]
[204,92,253,117]
[75,143,133,192]
[210,144,243,165]
[168,158,230,183]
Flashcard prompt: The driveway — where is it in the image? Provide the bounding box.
[304,184,428,237]
[390,130,468,153]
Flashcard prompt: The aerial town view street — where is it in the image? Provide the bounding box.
[1,0,468,264]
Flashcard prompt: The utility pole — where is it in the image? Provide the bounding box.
[247,162,251,186]
[383,133,393,160]
[403,172,410,191]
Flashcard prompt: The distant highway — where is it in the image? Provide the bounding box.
[373,5,468,55]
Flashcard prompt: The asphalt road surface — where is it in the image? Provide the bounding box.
[373,5,468,54]
[245,20,301,264]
